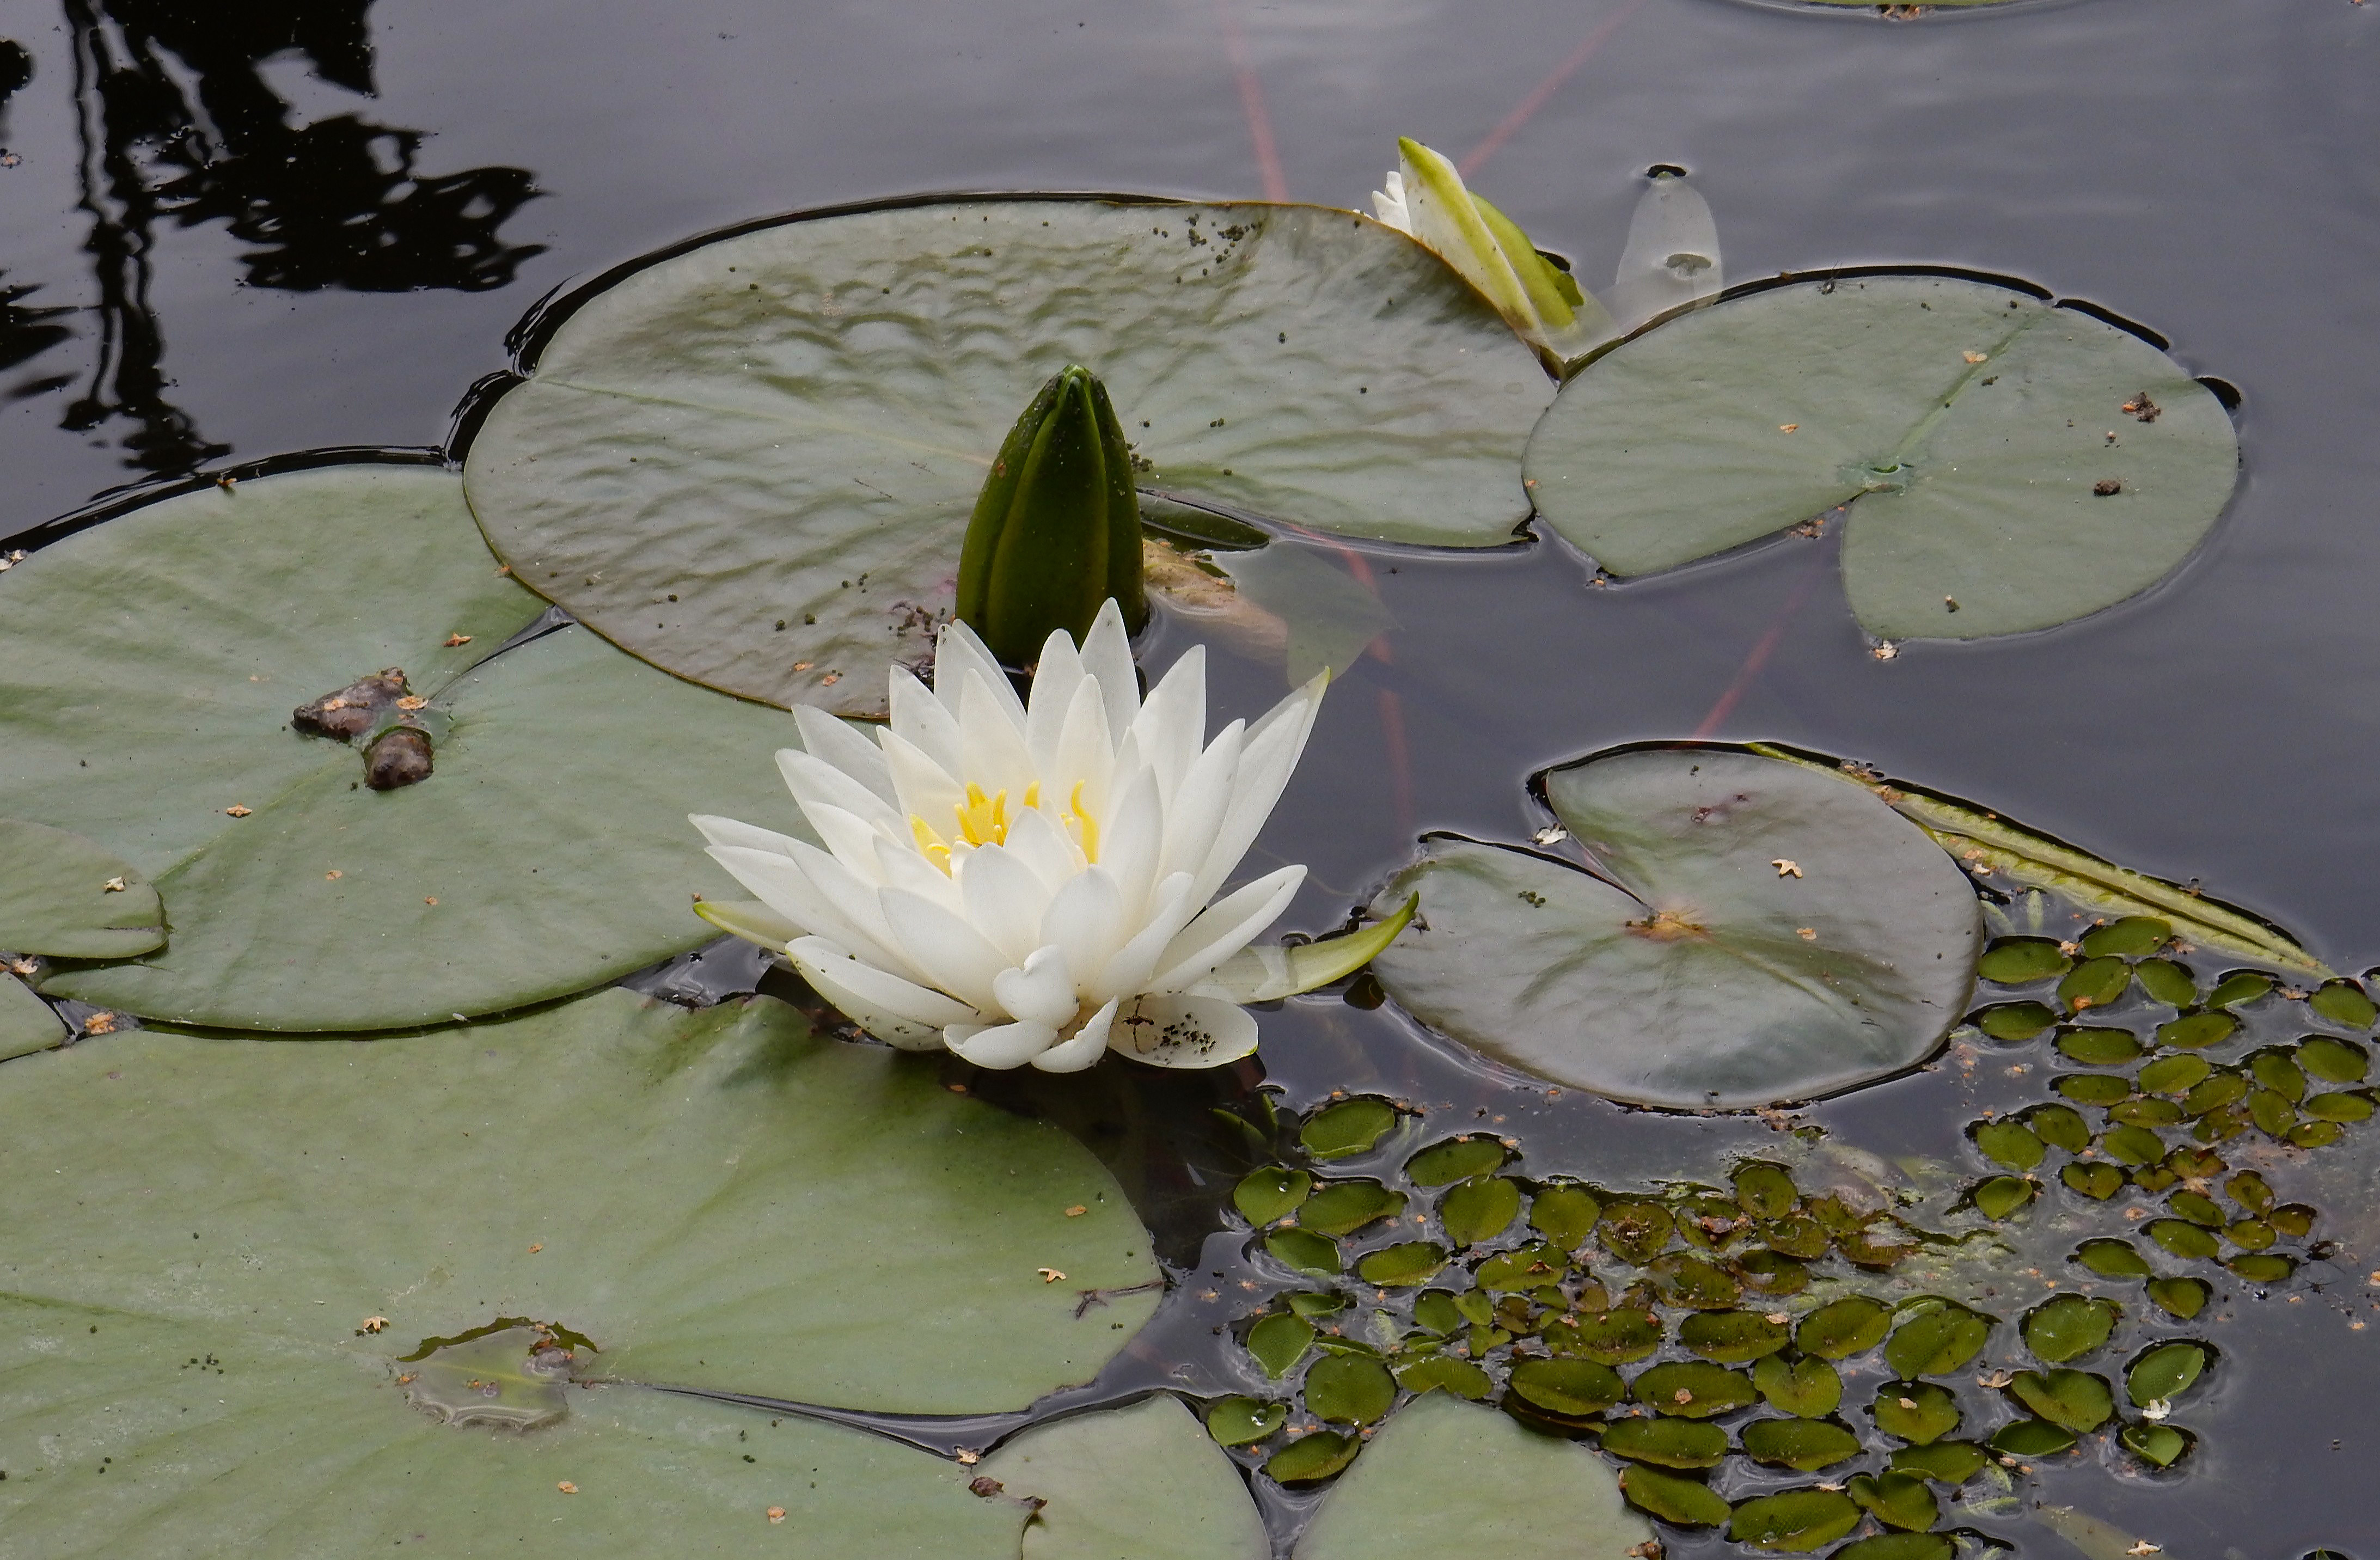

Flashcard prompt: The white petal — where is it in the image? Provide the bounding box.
[807,800,898,884]
[889,666,964,776]
[1096,872,1198,999]
[945,1018,1060,1069]
[1079,597,1140,749]
[1001,805,1083,890]
[958,843,1055,965]
[871,832,965,913]
[704,843,917,974]
[792,935,978,1049]
[1130,645,1207,808]
[880,886,1011,1012]
[993,945,1079,1029]
[1032,997,1118,1073]
[1158,719,1243,886]
[1024,628,1086,775]
[1188,670,1325,907]
[1096,765,1166,917]
[1110,993,1259,1069]
[1041,866,1129,994]
[778,748,903,836]
[1371,171,1411,234]
[1148,865,1306,992]
[934,618,1026,730]
[959,670,1038,801]
[1048,675,1116,821]
[880,728,965,836]
[791,705,897,810]
[784,839,929,983]
[690,813,804,859]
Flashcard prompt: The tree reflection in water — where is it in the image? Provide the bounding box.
[38,1,544,475]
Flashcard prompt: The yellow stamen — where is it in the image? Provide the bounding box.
[909,813,953,873]
[1069,780,1099,863]
[954,784,1009,848]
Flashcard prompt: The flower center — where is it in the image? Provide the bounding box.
[908,779,1101,874]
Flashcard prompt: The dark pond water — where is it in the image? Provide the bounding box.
[4,1,2377,1554]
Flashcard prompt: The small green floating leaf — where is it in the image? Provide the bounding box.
[2227,1217,2276,1251]
[2058,958,2132,1013]
[2271,1202,2317,1237]
[1600,1416,1730,1469]
[1885,1302,1991,1378]
[2024,1295,2120,1363]
[2139,1054,2213,1094]
[1736,1249,1812,1298]
[2252,1049,2310,1102]
[1975,1001,2058,1041]
[1439,1176,1524,1246]
[2100,1124,2168,1166]
[2008,1369,2115,1433]
[2126,1342,2209,1406]
[1978,939,2071,984]
[1740,1416,1862,1471]
[2057,1027,2144,1067]
[2225,1169,2275,1213]
[1753,1353,1845,1417]
[1680,1309,1794,1364]
[1971,1176,2036,1220]
[2299,1036,2371,1084]
[0,819,165,960]
[1299,1180,1406,1237]
[2303,1090,2375,1123]
[2310,978,2379,1029]
[1529,1183,1603,1250]
[2208,971,2275,1008]
[1620,1464,1733,1527]
[1847,1470,1939,1533]
[1249,1313,1319,1378]
[1647,1252,1744,1310]
[1971,1119,2045,1171]
[1727,1487,1862,1552]
[1633,1360,1757,1419]
[1370,747,1981,1111]
[2075,1238,2155,1279]
[2183,1072,2250,1117]
[2289,1119,2346,1148]
[2167,1190,2226,1227]
[1264,1430,1360,1485]
[1510,1357,1627,1416]
[2063,1163,2127,1200]
[1475,1241,1567,1292]
[2120,1421,2193,1467]
[1888,1440,1989,1484]
[1835,1535,1954,1560]
[1265,1228,1344,1276]
[1302,1099,1399,1161]
[1235,1167,1312,1226]
[1549,1308,1665,1366]
[2228,1252,2296,1283]
[2146,1277,2212,1320]
[2027,1104,2094,1153]
[2058,1074,2135,1107]
[1761,1213,1832,1261]
[2081,916,2171,958]
[1392,1354,1491,1400]
[2133,958,2199,1008]
[1871,1382,1960,1445]
[1207,1395,1289,1446]
[1404,1136,1507,1187]
[2159,1011,2240,1049]
[1987,1418,2077,1457]
[2112,1097,2186,1128]
[2248,1087,2299,1137]
[1599,1201,1677,1265]
[1733,1164,1802,1220]
[1411,1291,1465,1336]
[2144,1218,2221,1260]
[1357,1242,1450,1288]
[1305,1354,1397,1426]
[1797,1296,1893,1360]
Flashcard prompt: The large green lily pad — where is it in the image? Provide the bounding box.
[980,1396,1268,1560]
[0,988,1160,1411]
[0,1299,1027,1559]
[1371,746,1981,1109]
[0,972,66,1060]
[1524,276,2238,640]
[1293,1394,1653,1559]
[463,198,1551,714]
[0,818,164,958]
[0,465,804,1031]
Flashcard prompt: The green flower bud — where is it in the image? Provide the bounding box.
[956,364,1148,667]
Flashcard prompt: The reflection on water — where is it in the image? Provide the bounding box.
[51,0,544,474]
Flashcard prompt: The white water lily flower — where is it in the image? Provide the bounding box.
[690,599,1331,1073]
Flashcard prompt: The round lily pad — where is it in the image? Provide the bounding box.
[1797,1296,1894,1360]
[2023,1295,2120,1364]
[1394,1355,1492,1400]
[1235,1166,1312,1225]
[1601,1417,1730,1469]
[2126,1342,2210,1406]
[983,1396,1270,1560]
[0,1301,1029,1560]
[1372,747,1981,1110]
[1265,1431,1360,1486]
[1512,1357,1627,1416]
[1298,1180,1406,1237]
[1619,1463,1733,1527]
[1439,1176,1524,1246]
[0,819,164,959]
[464,198,1553,714]
[1206,1396,1289,1448]
[1247,1313,1318,1379]
[1871,1382,1960,1445]
[1302,1097,1399,1160]
[1523,274,2239,641]
[1727,1488,1862,1552]
[1531,1184,1604,1249]
[1884,1302,1991,1378]
[1294,1394,1653,1559]
[0,972,66,1061]
[0,466,804,1032]
[1753,1354,1844,1417]
[1357,1241,1450,1288]
[1740,1416,1862,1471]
[1406,1136,1508,1186]
[0,988,1158,1412]
[2008,1369,2115,1434]
[1633,1360,1757,1420]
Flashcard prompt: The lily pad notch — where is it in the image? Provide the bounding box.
[1523,269,2241,641]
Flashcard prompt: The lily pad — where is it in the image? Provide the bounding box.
[1680,1309,1793,1364]
[1836,1538,1954,1560]
[1619,1463,1733,1526]
[2008,1369,2115,1434]
[1235,1166,1313,1225]
[1406,1135,1509,1186]
[1633,1360,1757,1419]
[2146,1277,2212,1320]
[1727,1488,1862,1552]
[1847,1471,1938,1532]
[984,1396,1270,1560]
[2126,1342,2209,1406]
[1888,1441,1988,1484]
[1302,1097,1399,1160]
[1884,1302,1991,1378]
[1511,1357,1627,1416]
[1988,1418,2077,1457]
[1740,1416,1862,1471]
[464,198,1554,714]
[0,973,66,1061]
[1294,1394,1653,1559]
[2120,1421,2193,1467]
[1357,1242,1451,1288]
[1304,1355,1398,1426]
[1206,1396,1289,1448]
[1265,1431,1361,1485]
[2024,1295,2120,1364]
[1797,1296,1894,1360]
[1753,1354,1844,1417]
[1372,747,1980,1110]
[1440,1177,1525,1246]
[1600,1417,1730,1469]
[1298,1180,1406,1237]
[1248,1313,1318,1379]
[0,988,1157,1412]
[0,1300,1029,1559]
[1394,1355,1492,1399]
[1524,274,2238,640]
[1526,1186,1604,1251]
[0,819,164,958]
[1870,1382,1960,1445]
[0,466,804,1031]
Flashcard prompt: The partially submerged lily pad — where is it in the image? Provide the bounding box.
[0,818,165,959]
[465,198,1552,713]
[981,1396,1270,1560]
[1293,1394,1652,1559]
[0,972,66,1061]
[0,988,1159,1412]
[0,467,803,1031]
[1525,275,2239,640]
[1371,746,1980,1109]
